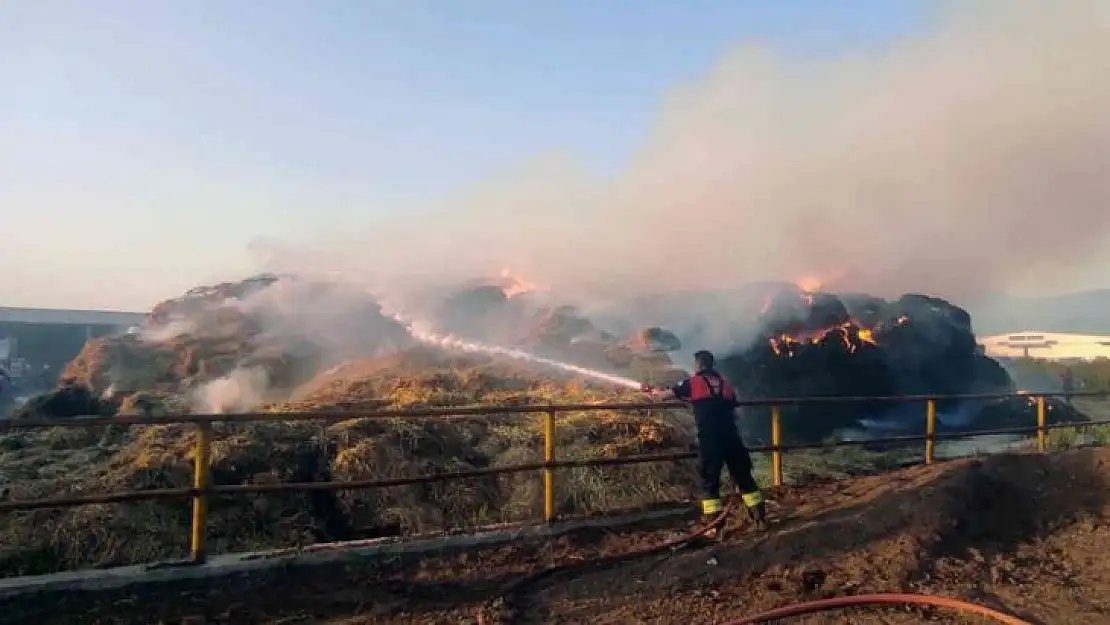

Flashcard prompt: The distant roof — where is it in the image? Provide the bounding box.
[0,307,147,326]
[981,331,1110,361]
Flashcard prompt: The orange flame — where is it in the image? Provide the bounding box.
[499,268,543,298]
[768,322,880,357]
[794,269,847,294]
[795,276,822,293]
[763,274,889,357]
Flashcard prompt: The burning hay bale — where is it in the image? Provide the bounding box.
[432,282,592,348]
[600,328,685,386]
[719,287,1021,444]
[52,275,413,414]
[624,327,682,353]
[427,277,682,385]
[522,305,610,348]
[148,273,281,325]
[431,284,521,342]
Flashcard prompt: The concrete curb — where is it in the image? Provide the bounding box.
[0,506,692,599]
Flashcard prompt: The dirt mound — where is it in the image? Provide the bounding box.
[10,448,1110,624]
[514,448,1110,624]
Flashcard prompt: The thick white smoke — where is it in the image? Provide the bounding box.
[129,275,415,413]
[256,0,1110,309]
[190,366,270,414]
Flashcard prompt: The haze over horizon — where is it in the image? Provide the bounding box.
[3,1,1109,312]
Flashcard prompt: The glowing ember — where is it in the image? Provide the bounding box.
[760,285,910,359]
[767,322,869,356]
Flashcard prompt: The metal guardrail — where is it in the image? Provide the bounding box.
[1,391,1107,565]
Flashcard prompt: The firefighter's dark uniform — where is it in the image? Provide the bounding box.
[671,370,767,524]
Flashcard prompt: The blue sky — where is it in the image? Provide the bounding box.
[3,1,946,310]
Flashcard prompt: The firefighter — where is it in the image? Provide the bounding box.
[650,350,768,532]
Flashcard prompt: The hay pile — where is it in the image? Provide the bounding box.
[0,274,714,576]
[23,275,414,418]
[427,281,686,380]
[9,379,118,420]
[0,347,699,577]
[719,289,1027,444]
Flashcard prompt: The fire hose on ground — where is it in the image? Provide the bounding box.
[475,495,1032,625]
[721,593,1033,624]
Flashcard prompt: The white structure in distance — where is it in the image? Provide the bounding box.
[980,331,1110,361]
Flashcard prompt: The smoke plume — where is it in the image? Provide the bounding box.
[257,0,1110,309]
[190,366,270,414]
[69,275,417,414]
[77,0,1102,417]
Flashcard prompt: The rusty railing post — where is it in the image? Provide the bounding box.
[543,408,556,522]
[1037,395,1047,452]
[190,419,212,564]
[925,399,936,464]
[771,405,783,487]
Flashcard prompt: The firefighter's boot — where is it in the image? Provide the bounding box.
[742,491,769,532]
[748,502,769,531]
[700,497,724,540]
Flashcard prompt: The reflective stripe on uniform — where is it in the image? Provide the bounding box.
[701,498,724,515]
[741,491,763,507]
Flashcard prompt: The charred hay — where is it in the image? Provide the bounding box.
[719,288,1039,444]
[10,379,117,420]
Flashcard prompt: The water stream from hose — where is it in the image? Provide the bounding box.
[391,314,644,389]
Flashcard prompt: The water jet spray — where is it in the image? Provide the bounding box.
[388,312,644,389]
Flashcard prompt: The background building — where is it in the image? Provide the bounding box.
[0,307,146,382]
[980,331,1110,361]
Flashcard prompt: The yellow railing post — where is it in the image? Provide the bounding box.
[543,409,556,522]
[925,399,936,465]
[771,406,783,487]
[1037,395,1047,452]
[190,420,212,564]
